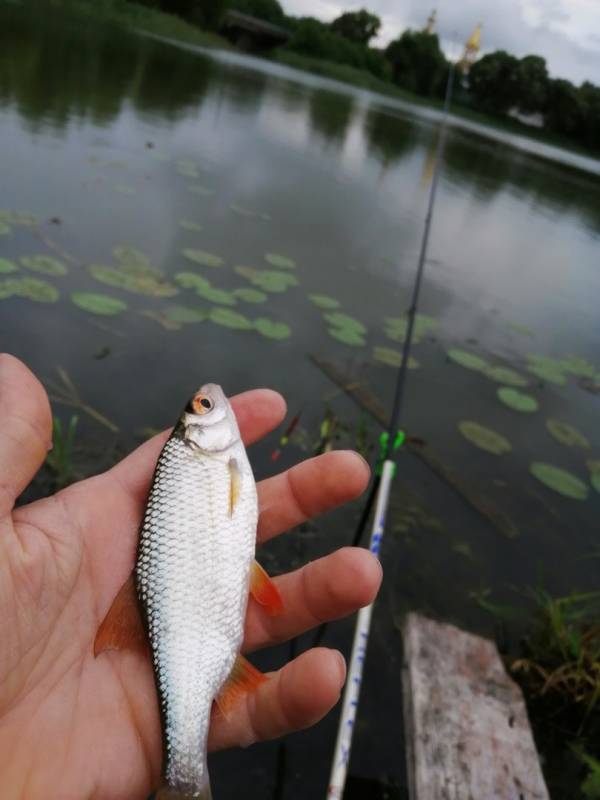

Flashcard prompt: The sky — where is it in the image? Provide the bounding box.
[282,0,600,85]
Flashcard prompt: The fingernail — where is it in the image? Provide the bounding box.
[334,650,346,686]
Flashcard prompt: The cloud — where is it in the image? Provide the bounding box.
[282,0,600,84]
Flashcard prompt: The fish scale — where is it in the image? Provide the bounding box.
[135,403,258,798]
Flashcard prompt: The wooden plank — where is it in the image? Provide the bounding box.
[402,613,549,800]
[310,355,519,539]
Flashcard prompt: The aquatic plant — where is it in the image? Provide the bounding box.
[208,307,252,329]
[45,415,78,489]
[196,285,237,306]
[384,313,438,344]
[21,255,67,276]
[90,246,176,297]
[458,421,512,455]
[0,209,36,226]
[187,184,214,197]
[0,277,59,303]
[0,258,18,273]
[265,253,296,270]
[497,387,539,412]
[546,419,590,449]
[308,294,340,310]
[328,328,365,346]
[325,312,366,334]
[179,220,203,233]
[114,184,136,194]
[560,355,597,379]
[181,249,224,268]
[162,305,206,324]
[253,318,291,340]
[174,271,211,291]
[447,348,488,371]
[508,321,533,337]
[373,346,418,369]
[527,362,567,386]
[484,366,529,387]
[0,222,10,235]
[529,462,589,500]
[238,268,298,293]
[233,288,267,304]
[71,292,127,316]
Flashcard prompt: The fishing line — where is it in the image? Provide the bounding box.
[323,59,456,800]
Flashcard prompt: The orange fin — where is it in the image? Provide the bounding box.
[228,457,241,518]
[250,560,284,616]
[215,654,267,719]
[94,576,146,657]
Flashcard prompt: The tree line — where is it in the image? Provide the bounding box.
[133,0,600,154]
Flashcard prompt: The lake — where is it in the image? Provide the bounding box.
[1,7,599,798]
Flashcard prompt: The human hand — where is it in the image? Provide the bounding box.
[0,354,381,800]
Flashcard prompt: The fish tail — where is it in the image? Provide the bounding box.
[155,780,213,800]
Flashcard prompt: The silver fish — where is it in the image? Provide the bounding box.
[96,384,282,799]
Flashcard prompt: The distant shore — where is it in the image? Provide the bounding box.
[23,0,600,164]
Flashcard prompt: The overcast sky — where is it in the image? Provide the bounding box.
[283,0,600,85]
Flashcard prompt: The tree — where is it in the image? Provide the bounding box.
[544,78,584,137]
[468,50,520,114]
[579,81,600,152]
[515,55,549,113]
[330,9,381,46]
[385,30,448,97]
[228,0,285,25]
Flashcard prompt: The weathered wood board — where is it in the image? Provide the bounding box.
[402,613,549,800]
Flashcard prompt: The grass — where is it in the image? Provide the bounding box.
[475,586,600,797]
[45,414,78,489]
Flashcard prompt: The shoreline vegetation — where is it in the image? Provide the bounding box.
[23,0,600,165]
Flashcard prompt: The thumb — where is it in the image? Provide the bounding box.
[0,354,52,515]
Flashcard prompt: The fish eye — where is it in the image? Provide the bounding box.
[192,394,214,415]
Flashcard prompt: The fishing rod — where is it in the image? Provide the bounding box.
[325,59,456,799]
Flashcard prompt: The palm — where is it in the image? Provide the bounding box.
[0,355,380,800]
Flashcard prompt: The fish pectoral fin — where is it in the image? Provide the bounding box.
[215,654,267,719]
[228,457,241,518]
[250,560,284,616]
[94,576,147,657]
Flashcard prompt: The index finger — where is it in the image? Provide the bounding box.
[108,388,286,501]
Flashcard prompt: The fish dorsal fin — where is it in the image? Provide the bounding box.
[250,561,284,616]
[228,457,241,517]
[94,576,147,657]
[215,654,267,719]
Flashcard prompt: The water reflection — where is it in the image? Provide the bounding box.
[363,107,417,168]
[308,88,355,147]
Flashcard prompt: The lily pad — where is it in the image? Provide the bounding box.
[71,292,127,316]
[587,459,600,475]
[508,322,533,337]
[484,366,529,387]
[373,347,419,369]
[546,419,590,449]
[113,245,149,269]
[114,184,135,195]
[458,421,512,455]
[248,270,298,293]
[179,220,203,233]
[230,204,258,218]
[0,222,10,235]
[21,255,67,276]
[308,294,340,310]
[497,387,538,413]
[176,159,199,178]
[328,328,365,347]
[0,258,18,274]
[254,318,291,340]
[324,312,366,334]
[208,307,252,329]
[234,265,259,280]
[188,184,214,197]
[89,265,177,297]
[174,271,211,291]
[592,474,600,495]
[384,314,438,344]
[559,355,597,379]
[526,363,567,386]
[234,288,267,304]
[163,305,206,324]
[447,349,488,371]
[182,249,224,268]
[265,253,296,270]
[529,462,589,500]
[0,209,37,225]
[196,285,237,306]
[0,277,59,302]
[141,309,181,331]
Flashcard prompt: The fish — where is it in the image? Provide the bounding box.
[95,383,284,799]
